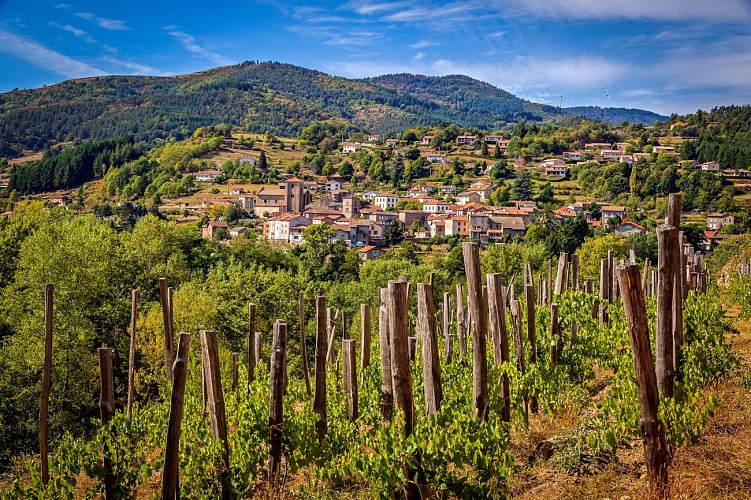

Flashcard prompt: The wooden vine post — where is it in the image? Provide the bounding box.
[342,339,358,421]
[360,303,371,385]
[599,258,610,324]
[200,330,231,499]
[247,303,256,387]
[666,193,685,375]
[510,300,528,419]
[127,289,137,418]
[456,284,467,355]
[268,320,287,485]
[487,274,511,423]
[525,281,538,414]
[443,291,452,363]
[98,348,115,500]
[314,297,328,440]
[159,278,174,382]
[656,224,677,397]
[550,303,561,365]
[162,332,191,500]
[299,291,312,397]
[387,280,419,498]
[462,242,489,421]
[616,264,670,498]
[40,284,53,485]
[417,283,442,415]
[378,288,394,421]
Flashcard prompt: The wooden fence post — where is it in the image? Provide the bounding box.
[525,282,538,413]
[40,284,53,485]
[159,278,174,382]
[98,348,115,500]
[554,252,568,296]
[326,308,340,364]
[487,274,511,423]
[127,289,137,419]
[656,224,677,398]
[510,300,528,419]
[254,332,262,368]
[571,254,580,291]
[200,330,231,499]
[443,292,452,363]
[247,303,256,387]
[417,283,442,415]
[378,288,394,422]
[456,284,467,355]
[550,303,561,365]
[300,292,312,397]
[462,242,489,421]
[360,303,371,385]
[268,320,287,485]
[547,259,553,305]
[314,297,328,440]
[162,333,191,500]
[342,339,358,421]
[616,264,670,498]
[599,258,610,324]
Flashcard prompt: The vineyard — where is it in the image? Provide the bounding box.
[0,200,749,499]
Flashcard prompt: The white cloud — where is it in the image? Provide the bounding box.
[346,1,413,15]
[164,27,234,66]
[75,12,129,31]
[50,22,96,44]
[0,28,106,79]
[409,39,437,49]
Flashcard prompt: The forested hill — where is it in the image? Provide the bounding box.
[0,61,660,157]
[565,106,668,125]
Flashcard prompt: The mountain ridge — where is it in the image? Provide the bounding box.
[0,61,667,157]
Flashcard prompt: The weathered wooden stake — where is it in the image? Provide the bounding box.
[98,348,115,500]
[554,252,568,295]
[247,303,256,387]
[571,254,580,291]
[343,339,358,421]
[159,278,174,382]
[510,299,528,418]
[200,330,231,499]
[300,291,312,397]
[487,274,511,423]
[456,284,467,355]
[462,242,489,421]
[656,224,677,398]
[162,333,191,500]
[443,292,452,362]
[550,303,561,365]
[360,303,371,385]
[616,264,671,498]
[378,288,394,421]
[418,283,442,415]
[314,296,328,440]
[268,320,287,486]
[599,258,610,323]
[40,284,53,485]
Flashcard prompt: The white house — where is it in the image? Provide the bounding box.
[545,165,568,177]
[423,199,451,213]
[707,212,735,230]
[563,151,583,161]
[601,150,622,161]
[325,179,342,192]
[361,190,378,202]
[484,135,505,143]
[264,213,311,242]
[195,170,222,182]
[541,158,566,168]
[374,193,401,210]
[425,154,448,164]
[457,191,483,205]
[457,135,477,145]
[239,156,258,166]
[368,135,381,142]
[701,161,721,171]
[342,142,362,154]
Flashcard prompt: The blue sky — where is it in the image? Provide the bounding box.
[1,0,750,115]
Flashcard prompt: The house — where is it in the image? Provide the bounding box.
[265,213,311,242]
[361,190,378,202]
[368,210,399,225]
[253,187,287,216]
[359,245,384,261]
[484,135,505,143]
[653,146,677,154]
[546,165,568,177]
[428,218,446,238]
[510,200,537,210]
[47,195,71,207]
[633,152,651,161]
[342,142,362,154]
[600,150,622,161]
[563,151,584,161]
[457,135,477,145]
[619,155,636,165]
[707,213,735,230]
[398,210,427,232]
[231,188,245,195]
[325,179,343,192]
[601,205,626,226]
[374,193,401,210]
[423,199,451,213]
[239,156,258,166]
[422,134,435,145]
[614,142,631,152]
[468,181,494,201]
[457,190,483,205]
[202,220,229,239]
[425,154,448,164]
[368,135,381,142]
[615,219,646,236]
[488,216,526,238]
[553,207,577,221]
[386,138,399,146]
[701,161,721,171]
[541,158,566,168]
[229,226,249,239]
[237,196,254,210]
[436,185,457,194]
[195,170,222,182]
[445,216,469,237]
[352,219,385,242]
